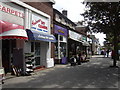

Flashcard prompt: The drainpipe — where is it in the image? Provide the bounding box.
[0,40,2,67]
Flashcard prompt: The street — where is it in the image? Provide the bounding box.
[2,55,119,89]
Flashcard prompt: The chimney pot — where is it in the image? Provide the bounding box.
[62,10,67,17]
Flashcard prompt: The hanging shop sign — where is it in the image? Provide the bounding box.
[82,36,87,42]
[0,3,24,18]
[54,25,68,36]
[69,30,82,42]
[31,13,49,34]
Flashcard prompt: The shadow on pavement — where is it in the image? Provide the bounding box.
[2,56,119,89]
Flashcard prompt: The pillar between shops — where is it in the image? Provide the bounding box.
[0,40,2,67]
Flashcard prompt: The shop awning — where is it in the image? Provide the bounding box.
[0,20,28,40]
[26,29,56,42]
[82,41,90,46]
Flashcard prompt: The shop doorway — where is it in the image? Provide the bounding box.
[2,40,16,74]
[31,42,41,67]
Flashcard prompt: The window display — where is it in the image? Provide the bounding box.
[31,42,41,66]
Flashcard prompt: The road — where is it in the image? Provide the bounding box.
[2,55,120,89]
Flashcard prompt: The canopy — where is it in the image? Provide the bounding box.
[0,20,28,40]
[26,29,56,42]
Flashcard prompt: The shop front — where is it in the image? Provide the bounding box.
[25,11,56,69]
[68,30,83,60]
[82,36,90,58]
[0,2,27,74]
[54,25,68,64]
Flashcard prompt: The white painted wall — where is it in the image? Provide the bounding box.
[0,2,24,26]
[40,42,48,67]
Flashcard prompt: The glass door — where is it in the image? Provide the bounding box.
[35,42,41,66]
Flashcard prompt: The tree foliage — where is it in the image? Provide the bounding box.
[82,2,120,34]
[82,2,120,66]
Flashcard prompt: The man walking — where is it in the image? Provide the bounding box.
[106,49,110,57]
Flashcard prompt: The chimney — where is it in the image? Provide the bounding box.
[62,10,67,17]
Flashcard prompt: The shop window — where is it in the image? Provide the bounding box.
[60,43,67,57]
[35,42,41,66]
[31,42,41,66]
[60,36,63,41]
[59,16,62,20]
[35,42,40,55]
[35,57,40,65]
[55,42,58,59]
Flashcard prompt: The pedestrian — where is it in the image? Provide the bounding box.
[81,51,86,61]
[106,49,110,57]
[76,53,81,65]
[70,53,76,66]
[101,50,104,55]
[103,50,106,57]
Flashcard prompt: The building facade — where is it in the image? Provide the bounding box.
[0,1,28,74]
[0,0,56,75]
[53,9,70,64]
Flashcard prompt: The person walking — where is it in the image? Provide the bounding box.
[106,49,110,57]
[104,50,106,57]
[76,53,81,65]
[70,53,76,66]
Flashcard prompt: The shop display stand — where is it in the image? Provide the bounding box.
[25,53,35,75]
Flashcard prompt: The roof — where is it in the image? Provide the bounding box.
[53,8,77,26]
[49,0,55,4]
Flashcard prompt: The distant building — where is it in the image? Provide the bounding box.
[90,35,101,55]
[53,8,77,64]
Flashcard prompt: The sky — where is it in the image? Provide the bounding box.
[53,0,106,46]
[53,0,85,22]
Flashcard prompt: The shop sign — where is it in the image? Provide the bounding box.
[54,25,68,36]
[82,36,87,41]
[31,13,49,34]
[37,34,54,40]
[0,4,24,18]
[69,30,82,42]
[0,68,4,75]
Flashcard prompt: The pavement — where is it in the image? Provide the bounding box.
[1,55,120,89]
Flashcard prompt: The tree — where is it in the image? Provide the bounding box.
[82,2,120,67]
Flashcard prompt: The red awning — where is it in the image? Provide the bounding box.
[0,20,28,40]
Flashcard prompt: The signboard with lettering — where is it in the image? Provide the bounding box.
[54,25,68,36]
[69,30,82,42]
[31,13,49,34]
[0,2,25,26]
[0,3,24,18]
[0,4,24,18]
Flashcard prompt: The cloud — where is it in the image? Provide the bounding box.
[53,0,85,22]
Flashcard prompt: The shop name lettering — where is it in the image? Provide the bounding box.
[58,30,64,34]
[38,35,54,40]
[0,5,24,18]
[32,19,48,30]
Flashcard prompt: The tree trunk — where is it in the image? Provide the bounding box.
[113,30,118,67]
